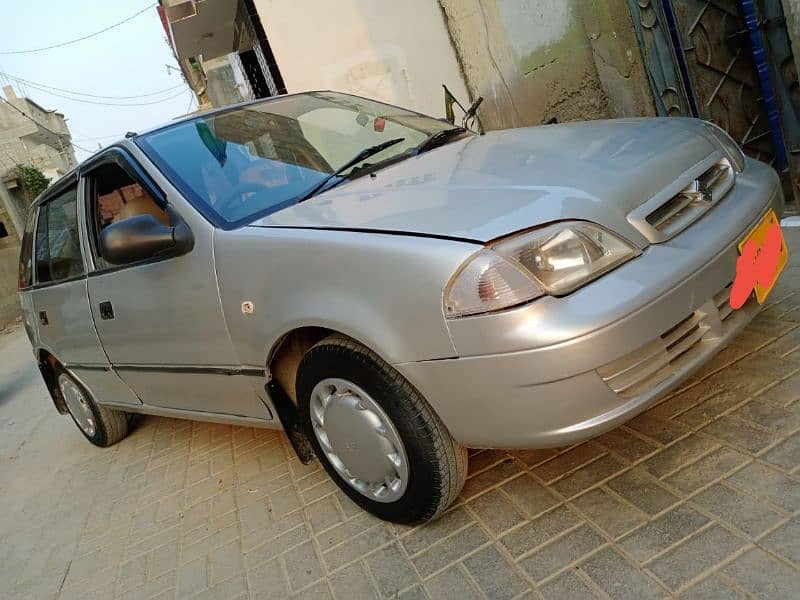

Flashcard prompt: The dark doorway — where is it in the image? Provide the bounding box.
[240,49,270,99]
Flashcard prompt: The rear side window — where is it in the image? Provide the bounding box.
[17,207,36,289]
[33,185,84,285]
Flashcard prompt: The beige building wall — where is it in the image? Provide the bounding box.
[254,0,471,119]
[0,86,75,327]
[0,199,21,328]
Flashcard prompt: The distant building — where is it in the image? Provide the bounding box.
[0,84,76,326]
[158,0,285,109]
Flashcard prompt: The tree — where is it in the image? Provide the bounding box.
[14,164,50,202]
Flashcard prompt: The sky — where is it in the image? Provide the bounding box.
[0,1,195,162]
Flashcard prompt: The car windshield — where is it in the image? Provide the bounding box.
[137,92,459,228]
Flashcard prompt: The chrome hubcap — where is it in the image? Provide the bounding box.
[310,378,408,503]
[58,374,96,437]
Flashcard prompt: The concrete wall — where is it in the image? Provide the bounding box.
[0,196,20,328]
[437,0,655,130]
[254,0,471,119]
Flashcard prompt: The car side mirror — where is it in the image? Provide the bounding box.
[99,211,194,266]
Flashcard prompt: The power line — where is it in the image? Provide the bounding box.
[6,83,191,107]
[0,71,185,99]
[0,4,158,55]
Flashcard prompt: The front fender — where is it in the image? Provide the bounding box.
[213,227,478,366]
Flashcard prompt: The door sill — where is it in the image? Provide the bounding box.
[97,401,280,430]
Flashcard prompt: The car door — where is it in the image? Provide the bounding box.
[26,179,141,406]
[80,148,270,420]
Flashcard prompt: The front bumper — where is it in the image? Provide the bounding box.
[396,159,782,448]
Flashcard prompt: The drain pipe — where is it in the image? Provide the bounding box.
[740,0,790,171]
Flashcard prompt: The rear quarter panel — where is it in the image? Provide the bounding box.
[213,227,478,367]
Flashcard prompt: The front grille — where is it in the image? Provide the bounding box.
[597,281,739,399]
[629,157,735,243]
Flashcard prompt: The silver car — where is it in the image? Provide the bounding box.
[18,91,785,524]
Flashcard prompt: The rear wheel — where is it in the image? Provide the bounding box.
[296,335,467,524]
[57,369,129,447]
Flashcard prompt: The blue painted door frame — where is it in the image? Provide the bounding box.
[628,0,799,198]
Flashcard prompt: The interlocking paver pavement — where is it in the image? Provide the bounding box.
[3,234,800,599]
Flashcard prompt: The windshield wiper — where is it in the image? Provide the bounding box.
[299,137,406,202]
[413,127,467,155]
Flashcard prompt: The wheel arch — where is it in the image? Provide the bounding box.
[267,326,366,404]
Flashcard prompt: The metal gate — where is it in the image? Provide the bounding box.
[629,0,800,200]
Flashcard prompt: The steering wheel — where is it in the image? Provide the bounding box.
[217,182,270,215]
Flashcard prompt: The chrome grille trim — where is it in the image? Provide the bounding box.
[628,155,735,243]
[597,281,738,398]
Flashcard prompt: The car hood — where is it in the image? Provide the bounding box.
[250,118,717,246]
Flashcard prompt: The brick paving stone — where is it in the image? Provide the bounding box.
[607,467,681,514]
[364,542,419,597]
[291,580,332,599]
[578,547,666,599]
[733,396,800,435]
[675,391,745,428]
[500,505,581,558]
[519,523,606,582]
[643,434,718,478]
[626,413,691,445]
[466,488,526,535]
[500,473,560,518]
[323,524,395,572]
[619,504,709,562]
[757,517,799,564]
[664,448,749,494]
[282,540,324,592]
[462,544,527,600]
[647,525,748,592]
[596,427,660,462]
[423,565,482,599]
[691,483,784,538]
[246,558,288,599]
[399,506,473,555]
[532,443,605,483]
[460,457,524,500]
[411,524,488,578]
[328,562,379,600]
[761,432,800,471]
[538,570,600,599]
[726,462,800,512]
[551,454,627,498]
[721,548,800,598]
[701,416,780,454]
[569,487,648,538]
[678,574,749,599]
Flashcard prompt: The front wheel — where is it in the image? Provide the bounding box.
[296,335,468,524]
[57,368,130,447]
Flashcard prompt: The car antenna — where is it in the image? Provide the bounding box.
[125,131,137,139]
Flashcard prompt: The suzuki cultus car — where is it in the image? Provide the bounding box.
[19,91,785,523]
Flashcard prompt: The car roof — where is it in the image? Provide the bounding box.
[128,90,337,139]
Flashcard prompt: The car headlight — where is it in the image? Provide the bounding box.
[702,121,745,173]
[444,221,639,318]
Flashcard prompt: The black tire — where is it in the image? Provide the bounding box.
[296,335,468,524]
[56,367,130,447]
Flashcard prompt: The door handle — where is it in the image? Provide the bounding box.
[99,301,114,320]
[38,310,48,326]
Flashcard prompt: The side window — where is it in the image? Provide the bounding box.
[33,185,84,285]
[87,161,168,269]
[17,207,36,288]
